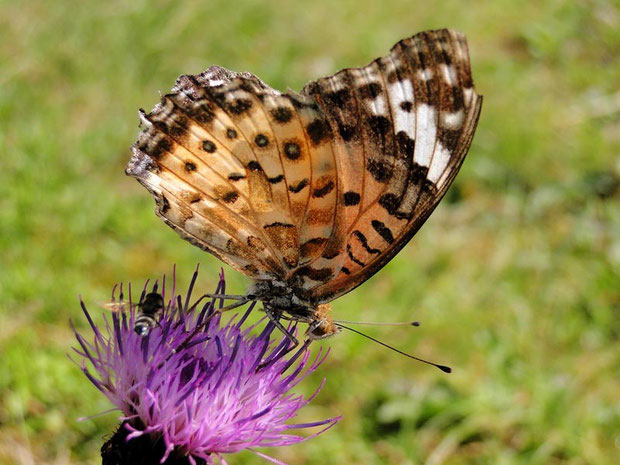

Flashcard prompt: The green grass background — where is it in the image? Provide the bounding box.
[1,0,618,463]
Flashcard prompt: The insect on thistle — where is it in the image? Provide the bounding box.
[103,291,165,337]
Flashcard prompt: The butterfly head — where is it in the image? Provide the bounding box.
[305,304,341,340]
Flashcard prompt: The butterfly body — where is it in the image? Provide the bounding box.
[244,279,340,339]
[127,29,482,338]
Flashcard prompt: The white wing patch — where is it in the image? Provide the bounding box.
[414,104,437,167]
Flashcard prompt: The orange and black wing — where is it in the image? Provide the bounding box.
[297,29,482,302]
[127,29,482,302]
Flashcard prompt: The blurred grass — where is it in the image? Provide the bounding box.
[0,0,618,464]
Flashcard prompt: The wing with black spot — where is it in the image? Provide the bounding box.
[299,29,482,302]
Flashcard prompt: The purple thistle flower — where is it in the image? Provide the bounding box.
[71,266,340,465]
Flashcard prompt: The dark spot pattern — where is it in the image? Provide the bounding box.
[358,82,383,99]
[264,222,296,230]
[352,230,381,255]
[142,137,171,160]
[268,174,285,184]
[226,128,237,139]
[222,191,239,204]
[228,173,246,181]
[372,220,394,244]
[284,142,301,160]
[307,119,329,145]
[347,244,366,267]
[367,115,391,138]
[271,107,293,123]
[409,163,429,184]
[400,101,414,112]
[247,161,263,172]
[343,191,361,206]
[338,123,356,141]
[367,159,392,183]
[289,179,309,193]
[379,193,400,215]
[255,134,269,147]
[202,140,217,153]
[184,161,196,172]
[227,99,252,114]
[324,89,350,107]
[396,131,415,159]
[182,101,215,124]
[341,266,351,275]
[312,180,335,198]
[189,195,201,204]
[386,68,407,83]
[160,195,170,214]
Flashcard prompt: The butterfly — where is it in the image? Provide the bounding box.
[126,28,482,344]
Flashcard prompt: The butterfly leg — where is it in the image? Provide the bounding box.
[264,307,299,347]
[201,293,247,300]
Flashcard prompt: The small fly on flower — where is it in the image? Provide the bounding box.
[102,289,165,337]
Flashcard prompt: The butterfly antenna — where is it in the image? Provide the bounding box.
[337,323,451,373]
[334,319,420,327]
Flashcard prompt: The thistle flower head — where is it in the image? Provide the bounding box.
[72,267,339,465]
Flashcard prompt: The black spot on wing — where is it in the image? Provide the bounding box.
[228,172,246,181]
[254,134,269,147]
[358,82,383,99]
[367,159,392,183]
[367,115,391,138]
[400,101,414,112]
[306,119,330,145]
[227,99,252,114]
[268,174,285,184]
[343,191,361,206]
[371,220,394,244]
[289,179,309,193]
[284,142,301,160]
[352,230,381,255]
[271,107,293,123]
[347,244,366,267]
[312,180,335,198]
[202,140,217,153]
[159,195,170,214]
[338,123,356,141]
[247,161,263,172]
[222,191,239,204]
[396,131,415,159]
[324,89,350,108]
[264,222,296,229]
[378,193,400,215]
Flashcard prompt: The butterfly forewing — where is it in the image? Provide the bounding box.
[127,29,481,305]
